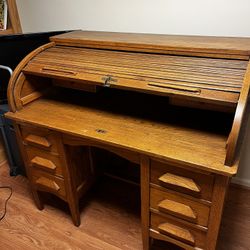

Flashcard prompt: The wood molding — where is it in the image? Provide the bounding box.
[225,61,250,166]
[6,0,22,33]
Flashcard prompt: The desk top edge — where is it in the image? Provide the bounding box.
[50,30,250,57]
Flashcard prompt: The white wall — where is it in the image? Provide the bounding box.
[16,0,250,186]
[16,0,250,37]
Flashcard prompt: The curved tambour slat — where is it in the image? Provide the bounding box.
[44,46,249,70]
[7,42,55,112]
[32,46,247,87]
[225,61,250,166]
[23,46,248,105]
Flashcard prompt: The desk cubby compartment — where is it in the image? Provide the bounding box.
[150,188,210,227]
[31,169,66,200]
[151,212,207,249]
[151,160,214,201]
[25,145,64,177]
[20,124,59,153]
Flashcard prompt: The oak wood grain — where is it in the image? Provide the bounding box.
[22,45,248,105]
[225,61,250,166]
[151,212,206,249]
[51,31,250,57]
[5,31,250,249]
[7,42,55,112]
[158,173,201,193]
[150,188,210,227]
[151,160,214,201]
[158,222,195,246]
[5,91,235,176]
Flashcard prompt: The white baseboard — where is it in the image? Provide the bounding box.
[232,176,250,188]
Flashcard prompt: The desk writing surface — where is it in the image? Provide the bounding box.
[6,87,236,175]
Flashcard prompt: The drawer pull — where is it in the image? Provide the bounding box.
[158,222,195,246]
[158,199,197,221]
[25,134,51,149]
[158,173,201,193]
[35,177,60,191]
[31,156,57,171]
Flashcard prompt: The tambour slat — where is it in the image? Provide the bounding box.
[30,59,244,86]
[35,47,247,78]
[27,62,241,93]
[32,54,245,80]
[44,46,249,70]
[23,45,248,104]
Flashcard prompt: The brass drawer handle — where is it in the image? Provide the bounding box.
[31,156,57,171]
[35,177,60,191]
[158,199,197,222]
[158,173,201,193]
[24,134,51,149]
[42,67,77,76]
[158,222,195,246]
[148,82,201,94]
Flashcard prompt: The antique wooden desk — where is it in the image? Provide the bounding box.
[5,31,250,250]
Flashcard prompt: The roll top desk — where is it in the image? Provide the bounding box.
[5,31,250,250]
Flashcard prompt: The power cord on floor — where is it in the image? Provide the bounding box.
[0,186,13,221]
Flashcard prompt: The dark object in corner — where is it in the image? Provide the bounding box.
[0,30,71,175]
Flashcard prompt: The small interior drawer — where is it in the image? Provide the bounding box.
[25,146,64,177]
[151,212,206,249]
[31,169,66,199]
[150,188,210,227]
[20,125,59,153]
[150,160,214,201]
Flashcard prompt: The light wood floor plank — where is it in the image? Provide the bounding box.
[1,163,250,249]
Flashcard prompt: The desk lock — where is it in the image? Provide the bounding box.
[102,75,117,87]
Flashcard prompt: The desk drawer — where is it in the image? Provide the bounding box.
[150,188,210,227]
[151,160,214,201]
[20,125,59,153]
[25,146,64,177]
[151,213,206,249]
[31,169,66,199]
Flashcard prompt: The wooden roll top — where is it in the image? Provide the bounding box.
[6,31,250,171]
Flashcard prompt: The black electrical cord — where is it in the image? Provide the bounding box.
[0,186,12,221]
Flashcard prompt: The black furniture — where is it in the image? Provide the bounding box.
[0,31,70,175]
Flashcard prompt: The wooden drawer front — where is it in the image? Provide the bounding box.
[25,146,63,177]
[31,169,66,199]
[150,188,210,227]
[151,160,214,201]
[151,213,206,249]
[20,125,59,153]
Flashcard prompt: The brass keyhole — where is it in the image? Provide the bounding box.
[96,129,107,134]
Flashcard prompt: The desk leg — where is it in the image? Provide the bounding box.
[13,124,45,210]
[68,195,80,227]
[206,175,230,250]
[58,143,81,227]
[61,145,95,227]
[141,155,150,250]
[32,189,44,210]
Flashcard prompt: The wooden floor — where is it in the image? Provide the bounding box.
[0,162,249,250]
